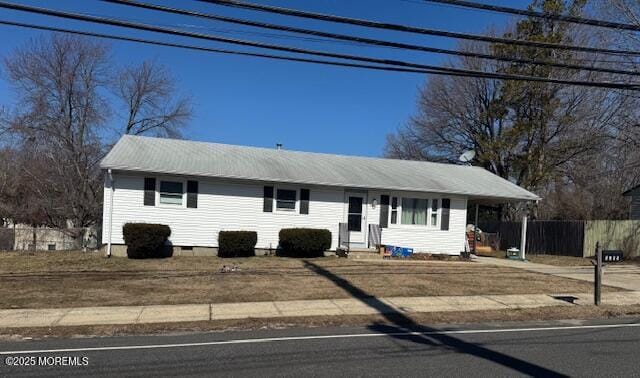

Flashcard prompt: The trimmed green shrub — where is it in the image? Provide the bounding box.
[278,228,332,258]
[218,231,258,258]
[122,223,172,259]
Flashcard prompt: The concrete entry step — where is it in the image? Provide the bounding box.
[349,248,379,253]
[348,249,382,259]
[349,253,382,260]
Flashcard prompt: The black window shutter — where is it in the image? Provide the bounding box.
[263,186,274,212]
[144,178,156,206]
[379,195,389,228]
[441,198,451,231]
[300,189,310,214]
[187,180,198,208]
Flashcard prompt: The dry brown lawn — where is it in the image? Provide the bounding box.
[525,254,594,266]
[525,254,640,266]
[0,251,619,309]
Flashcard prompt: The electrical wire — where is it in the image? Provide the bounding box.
[0,2,636,90]
[0,19,452,75]
[421,0,640,32]
[196,0,640,56]
[105,0,640,77]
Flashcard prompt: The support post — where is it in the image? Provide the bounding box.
[520,214,528,261]
[594,242,602,306]
[474,203,479,254]
[107,169,115,258]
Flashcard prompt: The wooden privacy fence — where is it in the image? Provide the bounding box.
[583,220,640,258]
[479,221,585,257]
[480,220,640,258]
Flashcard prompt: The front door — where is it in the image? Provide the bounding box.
[345,192,367,245]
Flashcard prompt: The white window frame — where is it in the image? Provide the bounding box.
[274,186,299,213]
[390,196,399,225]
[430,198,439,228]
[399,197,429,227]
[389,194,442,229]
[157,179,187,208]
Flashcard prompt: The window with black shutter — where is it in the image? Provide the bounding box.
[187,180,198,208]
[263,186,274,212]
[159,181,183,205]
[300,189,310,214]
[276,189,297,211]
[144,177,156,206]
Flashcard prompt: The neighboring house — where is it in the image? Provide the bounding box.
[623,185,640,220]
[100,135,539,257]
[0,223,100,251]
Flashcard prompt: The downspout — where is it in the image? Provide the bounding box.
[107,169,115,258]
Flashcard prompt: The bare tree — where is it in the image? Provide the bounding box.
[4,34,109,227]
[386,0,635,220]
[1,33,194,228]
[116,60,191,138]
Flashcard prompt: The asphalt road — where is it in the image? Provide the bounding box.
[1,319,639,377]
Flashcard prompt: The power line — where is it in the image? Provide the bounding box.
[9,18,633,87]
[84,11,370,47]
[421,0,640,32]
[197,0,640,56]
[104,0,640,77]
[0,19,451,75]
[0,1,636,90]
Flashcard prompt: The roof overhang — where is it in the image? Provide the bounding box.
[104,166,541,202]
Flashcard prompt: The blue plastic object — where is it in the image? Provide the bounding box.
[386,245,413,257]
[401,247,414,257]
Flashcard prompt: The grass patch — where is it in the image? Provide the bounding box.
[0,251,621,309]
[525,255,594,266]
[526,254,640,267]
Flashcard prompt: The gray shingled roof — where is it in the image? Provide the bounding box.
[101,135,539,201]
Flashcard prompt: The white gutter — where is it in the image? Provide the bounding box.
[107,169,115,258]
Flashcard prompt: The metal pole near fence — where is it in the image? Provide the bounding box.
[593,241,602,306]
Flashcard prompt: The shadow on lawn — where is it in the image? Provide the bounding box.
[303,259,567,377]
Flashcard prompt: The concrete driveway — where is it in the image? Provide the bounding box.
[475,257,640,291]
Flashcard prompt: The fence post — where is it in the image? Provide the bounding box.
[594,241,602,306]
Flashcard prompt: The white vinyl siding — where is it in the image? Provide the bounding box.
[367,191,467,255]
[103,174,468,255]
[104,173,343,250]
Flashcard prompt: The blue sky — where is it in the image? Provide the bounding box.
[0,0,530,156]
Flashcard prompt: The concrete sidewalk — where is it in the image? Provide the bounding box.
[475,257,640,291]
[2,291,640,329]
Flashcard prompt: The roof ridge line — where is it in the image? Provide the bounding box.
[122,134,476,169]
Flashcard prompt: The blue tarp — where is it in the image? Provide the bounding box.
[385,246,414,257]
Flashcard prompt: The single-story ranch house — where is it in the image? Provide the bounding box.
[101,135,539,257]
